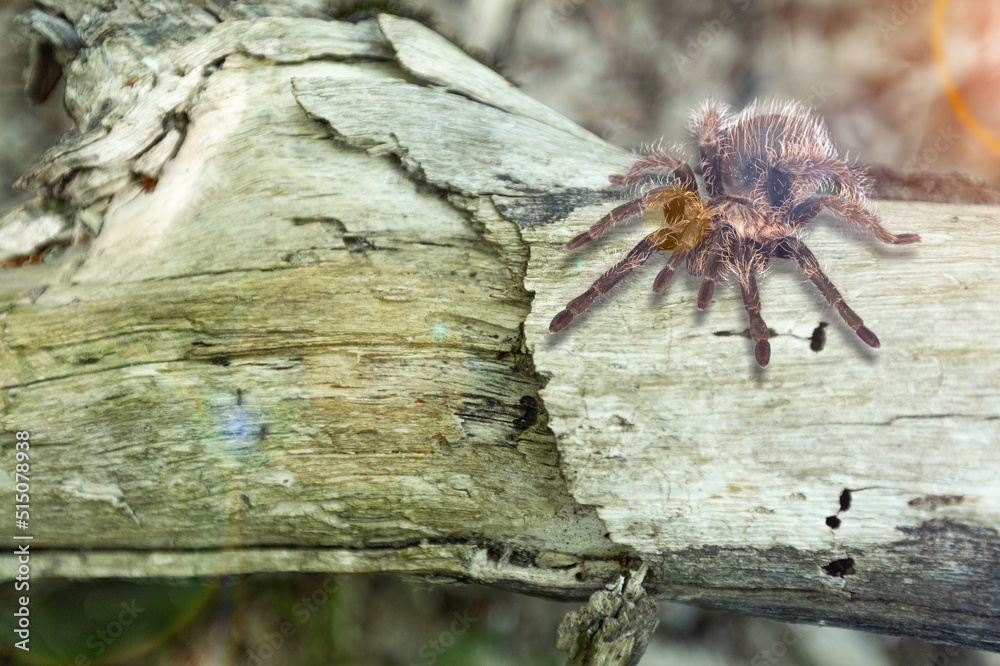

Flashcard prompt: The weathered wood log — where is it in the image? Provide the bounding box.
[1,0,998,656]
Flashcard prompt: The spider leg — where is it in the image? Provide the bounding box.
[550,236,660,333]
[652,251,686,294]
[778,236,881,348]
[690,226,729,310]
[734,240,771,367]
[776,155,865,205]
[694,107,727,197]
[792,195,920,245]
[565,196,648,250]
[696,249,723,310]
[567,175,704,250]
[611,154,698,193]
[787,196,826,228]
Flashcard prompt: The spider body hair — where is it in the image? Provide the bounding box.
[550,99,920,367]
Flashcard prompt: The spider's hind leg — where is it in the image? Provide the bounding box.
[778,236,881,348]
[792,195,920,245]
[550,236,661,333]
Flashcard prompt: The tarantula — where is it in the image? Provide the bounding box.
[549,100,920,367]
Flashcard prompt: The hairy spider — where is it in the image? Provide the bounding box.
[549,100,920,367]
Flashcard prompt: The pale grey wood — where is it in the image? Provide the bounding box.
[1,0,998,655]
[375,13,603,145]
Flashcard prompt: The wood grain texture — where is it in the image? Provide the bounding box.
[0,0,998,653]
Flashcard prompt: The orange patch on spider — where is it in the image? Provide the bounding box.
[643,187,712,253]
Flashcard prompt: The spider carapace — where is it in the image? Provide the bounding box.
[550,100,920,367]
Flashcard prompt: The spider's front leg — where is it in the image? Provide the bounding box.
[549,236,661,333]
[565,198,648,250]
[610,153,698,192]
[567,154,697,250]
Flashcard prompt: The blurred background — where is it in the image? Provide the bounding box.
[2,0,1000,664]
[404,0,1000,196]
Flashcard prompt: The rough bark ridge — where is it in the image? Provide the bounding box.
[1,0,998,656]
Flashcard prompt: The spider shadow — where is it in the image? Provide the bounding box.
[544,276,649,349]
[545,232,669,349]
[549,223,891,368]
[641,265,769,373]
[810,215,924,260]
[766,253,882,367]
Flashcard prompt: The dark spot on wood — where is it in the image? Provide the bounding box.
[908,494,964,511]
[494,190,617,228]
[137,174,158,193]
[236,388,243,405]
[826,516,841,529]
[611,415,635,431]
[343,235,376,254]
[239,494,252,509]
[475,542,542,569]
[839,489,852,512]
[508,547,536,568]
[292,216,347,233]
[823,558,856,577]
[25,42,63,104]
[1,252,43,269]
[713,328,779,339]
[810,322,829,352]
[514,395,538,430]
[494,173,535,190]
[257,424,268,441]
